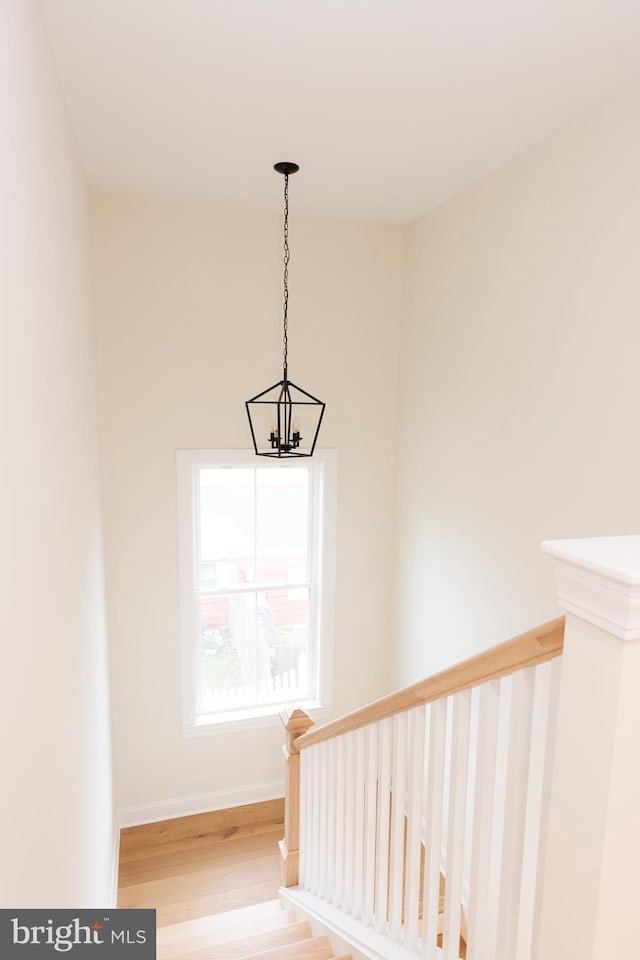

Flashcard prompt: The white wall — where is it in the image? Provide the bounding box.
[0,2,114,905]
[91,194,402,813]
[392,77,640,687]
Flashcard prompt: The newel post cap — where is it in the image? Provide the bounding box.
[542,535,640,640]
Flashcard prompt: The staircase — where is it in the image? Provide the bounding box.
[157,898,351,960]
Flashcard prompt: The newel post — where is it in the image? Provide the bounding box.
[535,536,640,960]
[279,707,314,888]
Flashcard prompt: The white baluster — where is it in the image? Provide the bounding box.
[375,717,393,933]
[343,731,357,914]
[495,667,535,960]
[405,706,426,950]
[530,657,562,960]
[353,726,367,920]
[442,689,472,960]
[422,697,447,960]
[309,744,321,895]
[318,740,330,899]
[332,737,342,903]
[363,722,379,927]
[334,734,347,907]
[466,679,500,959]
[299,747,308,889]
[389,712,408,940]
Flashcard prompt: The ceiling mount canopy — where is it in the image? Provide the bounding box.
[245,162,325,458]
[273,161,299,176]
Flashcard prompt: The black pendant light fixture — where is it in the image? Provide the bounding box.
[246,162,325,458]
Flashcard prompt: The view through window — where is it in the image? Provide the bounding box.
[198,465,312,713]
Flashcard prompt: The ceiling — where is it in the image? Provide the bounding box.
[41,0,640,223]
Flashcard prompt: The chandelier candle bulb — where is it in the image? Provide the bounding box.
[245,162,325,458]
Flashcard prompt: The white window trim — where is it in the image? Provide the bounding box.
[177,448,337,736]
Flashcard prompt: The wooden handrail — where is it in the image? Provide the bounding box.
[296,616,565,751]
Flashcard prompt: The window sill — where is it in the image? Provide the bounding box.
[183,701,332,738]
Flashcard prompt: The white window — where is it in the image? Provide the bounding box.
[177,449,337,734]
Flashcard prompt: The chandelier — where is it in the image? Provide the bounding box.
[246,162,325,458]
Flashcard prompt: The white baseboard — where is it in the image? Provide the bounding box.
[117,778,285,829]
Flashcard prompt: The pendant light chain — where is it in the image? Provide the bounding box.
[282,171,290,380]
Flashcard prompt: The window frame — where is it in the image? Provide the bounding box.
[177,448,337,736]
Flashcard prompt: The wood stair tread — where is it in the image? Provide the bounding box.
[157,898,351,960]
[159,920,312,960]
[157,900,293,950]
[234,936,335,960]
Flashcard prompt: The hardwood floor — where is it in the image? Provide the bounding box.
[118,799,284,927]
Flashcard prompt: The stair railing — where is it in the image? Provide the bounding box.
[280,617,564,960]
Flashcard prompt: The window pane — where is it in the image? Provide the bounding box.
[255,467,309,586]
[199,467,255,589]
[266,586,310,697]
[198,587,310,714]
